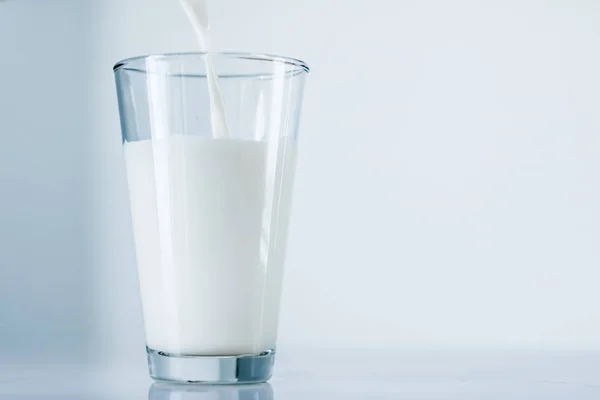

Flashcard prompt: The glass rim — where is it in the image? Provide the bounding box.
[113,51,310,77]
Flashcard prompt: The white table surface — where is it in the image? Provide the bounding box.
[2,350,600,399]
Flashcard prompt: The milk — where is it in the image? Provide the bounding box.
[124,135,296,356]
[179,0,230,139]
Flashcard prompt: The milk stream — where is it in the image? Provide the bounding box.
[179,0,230,139]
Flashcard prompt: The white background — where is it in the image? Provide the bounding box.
[3,0,600,367]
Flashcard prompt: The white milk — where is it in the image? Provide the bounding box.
[124,135,296,356]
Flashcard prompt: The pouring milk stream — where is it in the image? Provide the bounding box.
[179,0,230,139]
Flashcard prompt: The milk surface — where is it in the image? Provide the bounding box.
[124,135,296,356]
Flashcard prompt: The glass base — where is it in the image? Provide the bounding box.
[147,347,276,384]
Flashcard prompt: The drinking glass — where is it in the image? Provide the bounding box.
[114,52,309,383]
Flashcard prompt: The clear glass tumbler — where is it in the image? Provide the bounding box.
[113,53,309,384]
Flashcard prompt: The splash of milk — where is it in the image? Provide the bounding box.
[179,0,230,139]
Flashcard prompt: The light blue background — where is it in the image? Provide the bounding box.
[0,0,88,364]
[3,0,600,367]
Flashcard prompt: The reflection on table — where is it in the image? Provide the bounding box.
[149,382,273,400]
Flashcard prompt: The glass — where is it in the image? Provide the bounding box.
[114,52,310,384]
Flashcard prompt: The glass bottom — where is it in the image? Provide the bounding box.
[147,347,276,384]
